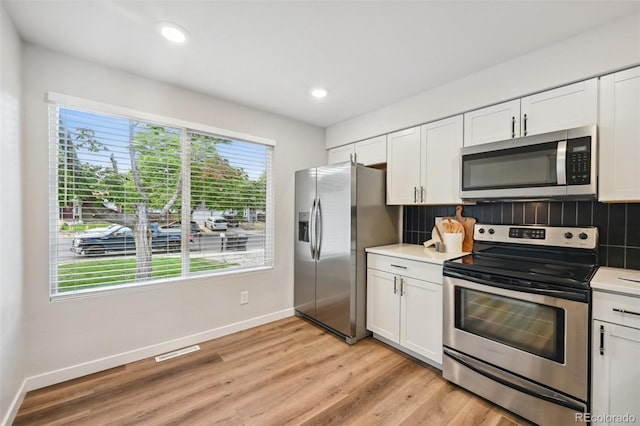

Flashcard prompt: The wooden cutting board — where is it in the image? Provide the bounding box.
[445,205,476,252]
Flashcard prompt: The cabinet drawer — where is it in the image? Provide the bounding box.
[367,253,442,284]
[593,290,640,329]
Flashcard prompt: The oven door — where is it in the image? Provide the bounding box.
[443,274,589,401]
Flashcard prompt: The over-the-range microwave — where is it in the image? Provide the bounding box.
[460,125,597,200]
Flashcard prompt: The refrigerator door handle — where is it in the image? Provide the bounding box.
[316,198,323,260]
[309,199,317,260]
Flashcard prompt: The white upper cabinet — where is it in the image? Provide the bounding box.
[464,100,520,147]
[387,127,422,204]
[599,66,640,202]
[423,115,463,204]
[520,78,598,136]
[355,135,386,165]
[328,135,386,166]
[327,144,355,165]
[464,78,598,146]
[387,117,463,205]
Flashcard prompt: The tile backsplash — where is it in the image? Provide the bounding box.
[403,202,640,270]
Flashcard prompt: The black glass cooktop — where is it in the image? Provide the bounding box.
[445,245,598,289]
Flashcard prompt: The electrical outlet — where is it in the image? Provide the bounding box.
[240,291,249,305]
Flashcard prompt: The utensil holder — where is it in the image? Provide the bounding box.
[443,232,463,253]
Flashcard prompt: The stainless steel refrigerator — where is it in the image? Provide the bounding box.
[294,162,399,344]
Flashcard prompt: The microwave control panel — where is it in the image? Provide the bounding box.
[567,137,591,185]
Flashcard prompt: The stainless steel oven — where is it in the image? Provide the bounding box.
[443,224,598,426]
[460,125,596,200]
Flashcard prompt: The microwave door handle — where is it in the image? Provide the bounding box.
[556,140,567,185]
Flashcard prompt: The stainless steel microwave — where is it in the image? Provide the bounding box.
[460,125,597,200]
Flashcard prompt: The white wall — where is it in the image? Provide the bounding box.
[21,45,326,388]
[326,13,640,148]
[0,4,25,425]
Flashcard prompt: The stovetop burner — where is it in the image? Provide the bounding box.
[445,224,599,289]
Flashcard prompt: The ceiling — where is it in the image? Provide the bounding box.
[4,1,640,128]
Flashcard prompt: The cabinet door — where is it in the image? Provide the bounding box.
[520,78,597,136]
[386,127,422,204]
[599,67,640,202]
[463,100,520,146]
[400,277,442,364]
[366,268,400,343]
[355,135,386,165]
[592,320,640,426]
[327,144,355,165]
[423,115,463,204]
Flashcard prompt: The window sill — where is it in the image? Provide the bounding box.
[50,265,274,302]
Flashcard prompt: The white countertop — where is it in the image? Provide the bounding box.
[592,267,640,297]
[365,243,468,265]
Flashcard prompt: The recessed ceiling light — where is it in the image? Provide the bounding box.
[158,22,189,44]
[311,88,329,98]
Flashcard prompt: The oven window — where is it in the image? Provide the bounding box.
[455,288,565,363]
[462,141,558,190]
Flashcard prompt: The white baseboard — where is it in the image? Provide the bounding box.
[24,308,294,393]
[1,378,27,426]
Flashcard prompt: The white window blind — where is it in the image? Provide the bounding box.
[49,102,273,297]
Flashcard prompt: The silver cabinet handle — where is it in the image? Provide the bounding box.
[599,324,605,355]
[413,186,418,203]
[511,116,516,138]
[523,113,528,136]
[400,277,405,296]
[393,276,398,294]
[613,308,640,317]
[390,264,407,269]
[420,186,425,203]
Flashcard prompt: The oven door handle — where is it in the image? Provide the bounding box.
[444,269,589,302]
[443,347,586,412]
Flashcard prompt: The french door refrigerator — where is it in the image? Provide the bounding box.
[294,162,398,343]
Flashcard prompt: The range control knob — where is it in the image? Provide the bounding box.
[579,232,589,240]
[488,228,495,235]
[564,232,573,239]
[478,228,485,234]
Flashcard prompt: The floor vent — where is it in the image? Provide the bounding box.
[155,345,201,363]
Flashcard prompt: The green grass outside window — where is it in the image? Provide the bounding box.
[58,257,232,292]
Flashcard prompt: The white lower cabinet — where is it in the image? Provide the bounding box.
[591,291,640,425]
[400,276,442,363]
[366,253,443,366]
[366,269,400,342]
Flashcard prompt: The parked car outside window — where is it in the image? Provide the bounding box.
[205,216,228,231]
[223,214,240,228]
[165,221,201,236]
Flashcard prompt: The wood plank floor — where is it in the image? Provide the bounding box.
[15,317,531,426]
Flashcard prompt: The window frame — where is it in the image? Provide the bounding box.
[48,93,275,300]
